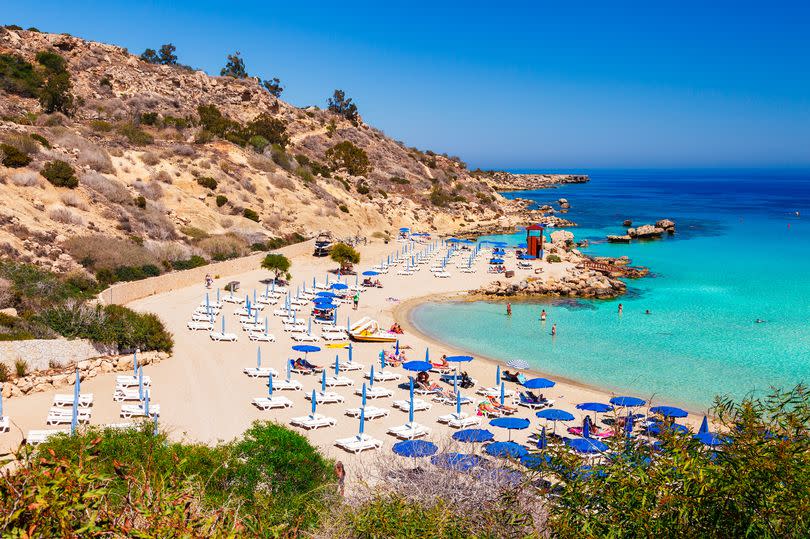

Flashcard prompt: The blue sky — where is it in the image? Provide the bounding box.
[5,1,810,169]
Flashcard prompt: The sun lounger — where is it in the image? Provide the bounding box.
[321,332,348,342]
[120,404,160,418]
[338,361,365,372]
[323,324,348,333]
[393,399,432,412]
[354,385,392,398]
[221,295,242,304]
[291,333,319,342]
[0,416,9,432]
[365,370,401,382]
[274,308,297,317]
[460,267,476,273]
[477,386,516,398]
[243,367,278,378]
[324,375,354,387]
[113,387,145,402]
[27,429,69,444]
[273,379,302,391]
[345,406,389,419]
[413,386,443,396]
[289,299,308,307]
[567,426,614,438]
[187,320,214,331]
[255,296,278,305]
[290,413,337,430]
[433,271,451,278]
[335,433,383,453]
[387,422,430,439]
[46,408,91,425]
[305,391,345,404]
[252,396,293,410]
[248,331,276,342]
[241,322,265,332]
[518,393,554,409]
[191,312,215,322]
[396,270,415,276]
[477,402,504,418]
[432,393,473,406]
[104,422,137,430]
[209,331,238,342]
[283,324,307,333]
[52,393,94,408]
[116,375,150,387]
[198,300,222,309]
[438,412,482,428]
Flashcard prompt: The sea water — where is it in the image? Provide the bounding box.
[411,170,810,410]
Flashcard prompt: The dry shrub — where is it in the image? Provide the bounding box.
[240,177,256,193]
[10,170,42,187]
[197,159,212,170]
[130,204,176,240]
[152,170,172,184]
[60,191,88,210]
[173,144,196,157]
[247,154,274,173]
[53,131,114,173]
[219,217,234,228]
[108,147,124,157]
[64,234,159,270]
[197,233,250,261]
[35,112,68,127]
[268,172,295,190]
[133,180,163,200]
[48,205,85,226]
[81,172,131,204]
[144,240,195,262]
[3,133,39,155]
[140,151,160,166]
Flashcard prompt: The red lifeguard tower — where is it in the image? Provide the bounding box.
[525,224,545,258]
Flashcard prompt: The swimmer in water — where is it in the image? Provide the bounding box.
[506,302,512,316]
[540,309,547,322]
[618,303,623,315]
[644,309,651,315]
[551,324,557,336]
[755,319,766,324]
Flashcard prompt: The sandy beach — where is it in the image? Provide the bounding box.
[1,238,702,465]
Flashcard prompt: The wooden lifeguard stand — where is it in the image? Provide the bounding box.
[525,224,545,258]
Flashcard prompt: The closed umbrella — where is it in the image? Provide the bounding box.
[321,370,327,393]
[424,347,430,363]
[369,365,375,386]
[133,350,138,377]
[500,382,506,406]
[495,365,501,386]
[698,415,709,435]
[359,406,365,436]
[537,426,547,449]
[268,373,274,396]
[348,342,354,363]
[394,340,400,356]
[138,366,144,401]
[153,413,159,437]
[311,389,317,417]
[334,355,340,376]
[257,347,262,369]
[408,378,415,425]
[361,383,367,406]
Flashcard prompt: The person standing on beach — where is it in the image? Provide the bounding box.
[353,292,360,310]
[506,302,512,316]
[540,309,547,322]
[335,461,346,496]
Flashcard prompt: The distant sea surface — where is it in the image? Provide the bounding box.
[411,170,810,410]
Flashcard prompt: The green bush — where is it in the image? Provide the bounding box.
[195,176,217,190]
[118,123,154,145]
[39,71,74,114]
[327,89,359,125]
[325,141,370,176]
[243,208,260,222]
[339,204,349,213]
[36,50,67,73]
[171,255,208,271]
[40,160,78,188]
[139,111,159,125]
[0,363,8,382]
[248,134,269,152]
[390,175,409,184]
[429,185,451,207]
[134,195,146,208]
[261,253,291,281]
[0,53,42,97]
[246,113,288,147]
[356,180,370,194]
[270,144,292,170]
[215,194,228,207]
[30,133,50,148]
[89,119,113,132]
[546,254,561,263]
[0,142,32,167]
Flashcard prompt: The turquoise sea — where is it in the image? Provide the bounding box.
[411,170,810,410]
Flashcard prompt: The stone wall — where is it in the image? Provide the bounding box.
[0,339,115,372]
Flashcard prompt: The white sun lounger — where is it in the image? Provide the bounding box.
[322,325,348,333]
[116,375,150,387]
[1,416,9,432]
[283,324,308,333]
[47,408,91,425]
[120,404,160,418]
[324,375,354,387]
[393,399,432,412]
[103,422,138,430]
[290,413,337,430]
[434,271,451,278]
[289,299,308,306]
[191,311,217,321]
[198,299,223,309]
[256,296,278,305]
[365,370,401,383]
[460,267,476,274]
[209,331,238,342]
[432,394,473,406]
[321,332,348,342]
[27,429,69,444]
[52,393,94,408]
[187,320,214,331]
[243,367,279,378]
[221,295,242,304]
[241,322,266,333]
[274,308,297,317]
[252,396,293,410]
[477,386,516,398]
[345,405,389,419]
[234,308,262,317]
[291,333,319,342]
[113,387,145,402]
[396,270,415,276]
[354,385,392,398]
[305,391,345,404]
[273,379,303,391]
[387,422,430,439]
[438,412,482,428]
[335,433,383,453]
[339,361,365,372]
[248,331,276,342]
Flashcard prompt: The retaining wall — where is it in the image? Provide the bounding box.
[0,339,115,371]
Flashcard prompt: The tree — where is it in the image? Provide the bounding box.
[221,51,247,78]
[325,141,370,176]
[330,242,360,271]
[327,89,359,125]
[261,253,291,282]
[262,77,283,97]
[140,48,159,63]
[246,113,289,147]
[158,43,178,65]
[39,70,73,114]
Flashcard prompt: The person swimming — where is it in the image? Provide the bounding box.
[540,309,547,321]
[506,302,512,316]
[551,324,557,336]
[644,309,652,315]
[755,318,766,324]
[618,303,623,315]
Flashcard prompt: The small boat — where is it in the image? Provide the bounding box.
[349,316,398,343]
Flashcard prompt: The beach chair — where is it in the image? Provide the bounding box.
[345,406,389,420]
[387,422,430,439]
[335,434,383,453]
[113,387,144,402]
[0,416,9,432]
[255,296,278,305]
[477,402,504,418]
[116,374,150,388]
[120,403,160,418]
[354,385,392,398]
[52,393,94,408]
[221,295,242,304]
[476,386,516,398]
[393,398,432,412]
[338,361,365,372]
[365,370,401,383]
[460,267,476,274]
[324,375,354,387]
[242,367,278,378]
[291,333,319,342]
[191,311,217,321]
[46,408,91,425]
[437,412,481,429]
[321,332,348,342]
[248,331,276,342]
[187,320,214,331]
[434,271,451,278]
[289,360,323,374]
[432,393,473,406]
[283,323,307,333]
[290,413,337,430]
[26,429,69,445]
[273,379,303,391]
[251,396,293,410]
[104,422,137,430]
[305,391,345,404]
[209,331,238,342]
[396,269,414,276]
[518,392,550,410]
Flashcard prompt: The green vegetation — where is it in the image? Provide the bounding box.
[246,112,289,147]
[243,208,260,222]
[325,140,370,176]
[546,254,561,263]
[0,53,42,97]
[0,142,32,167]
[139,111,159,125]
[134,195,146,208]
[195,175,217,190]
[390,175,409,184]
[327,89,360,125]
[14,358,28,377]
[140,43,178,65]
[40,159,78,188]
[95,264,161,286]
[196,104,288,149]
[30,132,50,147]
[295,153,331,178]
[262,76,284,97]
[220,51,247,78]
[339,204,349,213]
[89,119,113,132]
[330,242,360,270]
[215,194,228,207]
[0,363,8,382]
[117,123,154,145]
[430,185,451,207]
[356,179,370,194]
[170,255,207,271]
[261,253,291,281]
[0,312,39,341]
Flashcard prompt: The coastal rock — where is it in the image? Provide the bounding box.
[550,230,574,246]
[607,235,632,243]
[623,219,633,227]
[656,219,676,234]
[558,198,570,209]
[628,224,664,239]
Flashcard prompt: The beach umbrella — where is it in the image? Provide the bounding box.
[362,270,379,276]
[698,415,709,435]
[507,359,530,370]
[264,282,269,297]
[133,350,138,377]
[408,378,415,424]
[317,291,336,298]
[347,315,351,332]
[264,317,269,336]
[495,365,501,386]
[308,317,312,335]
[446,355,473,363]
[625,413,635,436]
[610,396,646,408]
[380,352,387,370]
[694,431,729,447]
[152,411,159,436]
[144,388,151,417]
[348,342,354,363]
[205,292,210,311]
[369,365,375,386]
[536,409,574,434]
[253,289,257,304]
[253,308,259,325]
[577,402,613,414]
[358,406,365,436]
[394,340,400,356]
[286,359,291,381]
[221,316,225,334]
[485,441,528,459]
[393,439,438,458]
[452,428,494,444]
[583,418,591,438]
[331,282,348,290]
[321,370,327,393]
[361,383,367,406]
[650,405,688,419]
[334,355,340,376]
[402,361,432,372]
[537,426,548,449]
[430,452,483,472]
[523,378,556,389]
[70,368,80,435]
[500,382,506,406]
[217,288,221,302]
[453,372,458,393]
[138,366,144,401]
[489,417,530,442]
[311,389,317,416]
[424,348,430,363]
[313,276,317,288]
[566,437,608,454]
[268,374,274,396]
[455,390,463,415]
[291,344,320,358]
[647,422,689,436]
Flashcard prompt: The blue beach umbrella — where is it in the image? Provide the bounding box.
[144,388,150,417]
[430,452,483,472]
[362,270,379,276]
[446,355,473,364]
[583,418,591,438]
[566,437,608,454]
[380,352,387,370]
[133,350,138,377]
[536,409,575,422]
[650,405,689,419]
[408,379,415,424]
[358,406,365,435]
[253,289,257,304]
[485,441,528,459]
[217,288,221,302]
[221,316,225,334]
[361,383,367,406]
[331,282,348,290]
[394,340,400,356]
[321,370,327,392]
[264,317,269,336]
[205,293,210,311]
[523,378,556,389]
[334,355,340,376]
[402,361,433,372]
[268,374,274,396]
[610,396,646,408]
[424,348,430,363]
[577,402,613,413]
[625,413,635,436]
[452,428,494,443]
[138,367,144,401]
[308,317,312,335]
[286,359,291,381]
[292,344,320,357]
[257,347,262,369]
[393,439,438,458]
[694,431,729,447]
[489,417,531,441]
[348,342,354,363]
[537,426,548,449]
[500,382,506,406]
[495,365,501,386]
[698,415,709,435]
[264,282,269,297]
[311,390,317,416]
[647,422,690,436]
[369,365,375,386]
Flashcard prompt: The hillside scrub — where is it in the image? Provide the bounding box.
[40,159,78,188]
[325,140,370,176]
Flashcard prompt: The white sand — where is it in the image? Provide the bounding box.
[1,239,702,465]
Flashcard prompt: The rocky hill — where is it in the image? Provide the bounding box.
[0,27,515,276]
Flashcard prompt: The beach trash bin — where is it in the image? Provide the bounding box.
[505,270,515,278]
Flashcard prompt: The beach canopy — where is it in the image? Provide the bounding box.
[362,270,379,276]
[292,344,321,353]
[330,283,349,290]
[610,396,646,407]
[452,428,494,443]
[430,452,483,472]
[445,355,473,363]
[523,377,556,389]
[485,441,528,459]
[536,409,575,421]
[647,422,690,436]
[650,405,688,418]
[316,291,336,298]
[694,431,729,447]
[520,453,553,470]
[393,439,438,458]
[566,437,608,454]
[489,417,531,431]
[489,258,505,264]
[576,402,614,413]
[402,360,433,372]
[399,227,410,231]
[507,359,530,370]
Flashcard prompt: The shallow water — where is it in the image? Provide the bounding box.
[411,170,810,410]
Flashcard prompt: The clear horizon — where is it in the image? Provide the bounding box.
[4,1,809,170]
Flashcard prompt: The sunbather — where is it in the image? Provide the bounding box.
[526,391,548,404]
[502,370,521,383]
[477,401,502,417]
[431,354,450,370]
[487,396,517,414]
[416,372,442,392]
[293,358,321,371]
